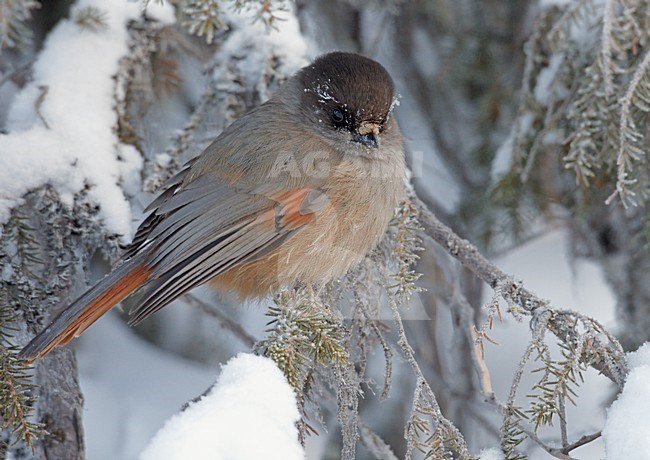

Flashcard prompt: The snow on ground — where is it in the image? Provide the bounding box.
[77,313,215,460]
[603,343,650,460]
[79,316,303,460]
[140,353,304,460]
[0,0,172,239]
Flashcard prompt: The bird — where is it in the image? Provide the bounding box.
[18,51,406,362]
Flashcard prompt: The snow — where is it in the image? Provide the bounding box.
[478,447,505,460]
[603,343,650,460]
[491,130,514,179]
[140,353,304,460]
[142,1,176,25]
[264,9,309,75]
[0,0,173,239]
[534,54,565,105]
[77,313,215,460]
[220,4,308,84]
[8,2,629,459]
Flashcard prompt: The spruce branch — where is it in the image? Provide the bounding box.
[547,0,597,49]
[505,0,650,351]
[358,421,399,460]
[260,288,364,458]
[353,290,393,401]
[387,294,471,459]
[333,358,361,459]
[182,0,290,43]
[500,404,527,460]
[526,338,589,429]
[0,0,40,50]
[0,310,43,452]
[600,0,616,95]
[514,0,650,212]
[607,47,650,207]
[230,0,289,29]
[413,194,628,386]
[74,6,109,31]
[466,294,606,458]
[183,0,225,44]
[406,382,458,460]
[387,200,425,302]
[261,289,347,397]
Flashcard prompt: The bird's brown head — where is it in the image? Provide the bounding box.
[295,52,397,151]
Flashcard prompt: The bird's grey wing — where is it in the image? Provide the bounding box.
[126,170,324,325]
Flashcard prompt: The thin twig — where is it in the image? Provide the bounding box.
[558,431,601,455]
[600,0,615,95]
[422,195,610,457]
[517,423,574,460]
[358,421,400,460]
[353,289,393,400]
[183,293,256,347]
[386,294,472,459]
[412,195,628,386]
[558,391,568,448]
[0,59,34,89]
[607,47,650,207]
[35,85,50,129]
[451,286,495,398]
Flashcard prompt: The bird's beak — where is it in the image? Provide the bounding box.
[353,121,381,148]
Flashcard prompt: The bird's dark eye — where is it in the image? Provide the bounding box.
[332,108,346,127]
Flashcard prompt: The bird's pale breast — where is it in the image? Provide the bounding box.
[212,156,404,297]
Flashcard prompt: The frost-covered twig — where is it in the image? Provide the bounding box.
[547,0,595,48]
[413,195,628,386]
[387,295,471,459]
[556,431,601,456]
[353,289,392,400]
[183,294,256,347]
[600,0,616,95]
[514,423,600,459]
[454,283,583,459]
[412,191,627,456]
[358,421,400,460]
[607,47,650,207]
[0,0,40,50]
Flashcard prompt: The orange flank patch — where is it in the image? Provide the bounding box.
[281,209,314,228]
[269,188,318,230]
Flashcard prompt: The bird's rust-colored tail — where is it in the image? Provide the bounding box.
[18,255,151,363]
